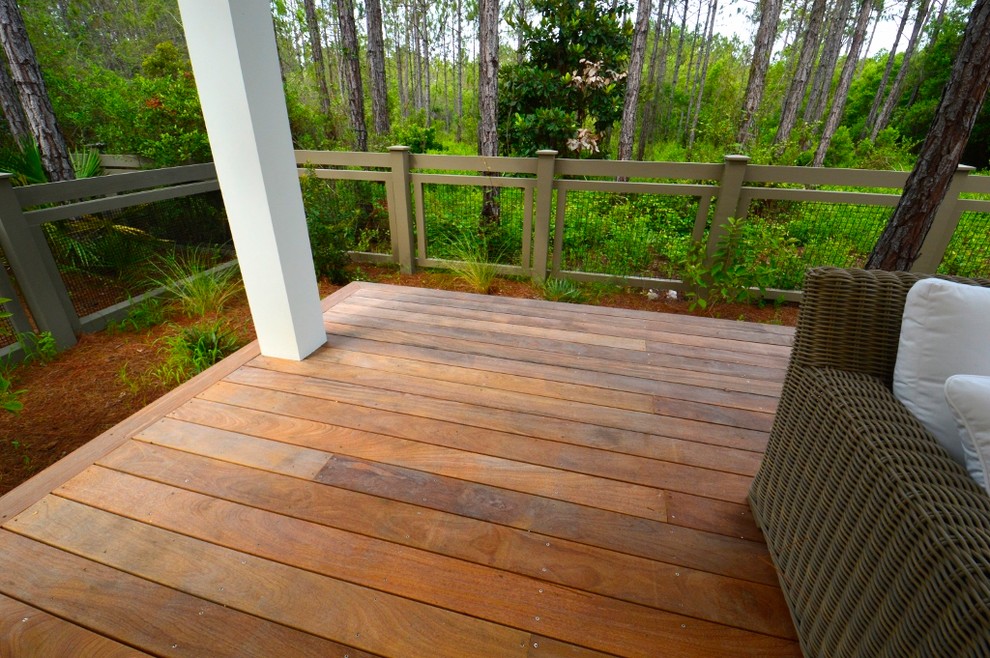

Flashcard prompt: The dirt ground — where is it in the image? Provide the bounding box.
[0,265,797,496]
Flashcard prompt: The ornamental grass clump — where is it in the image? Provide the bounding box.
[149,247,243,317]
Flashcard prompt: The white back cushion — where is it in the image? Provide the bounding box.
[892,278,990,465]
[945,375,990,493]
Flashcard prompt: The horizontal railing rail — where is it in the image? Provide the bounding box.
[3,149,989,360]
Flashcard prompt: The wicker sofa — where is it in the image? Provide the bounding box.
[749,267,990,658]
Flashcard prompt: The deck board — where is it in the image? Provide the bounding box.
[0,281,800,657]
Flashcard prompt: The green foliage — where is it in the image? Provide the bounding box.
[0,141,48,185]
[153,319,241,385]
[299,173,363,284]
[108,296,168,333]
[679,217,803,311]
[0,299,25,415]
[148,248,243,317]
[393,116,445,153]
[541,278,588,303]
[499,0,633,156]
[445,233,501,294]
[18,332,58,364]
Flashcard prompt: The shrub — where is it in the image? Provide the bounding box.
[446,233,501,294]
[541,278,587,303]
[153,319,241,385]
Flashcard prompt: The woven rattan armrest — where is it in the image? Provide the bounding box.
[751,365,990,657]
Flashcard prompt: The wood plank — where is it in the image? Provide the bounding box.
[0,593,150,657]
[326,316,788,384]
[334,299,648,352]
[0,339,263,525]
[9,497,533,658]
[328,305,652,363]
[348,283,795,340]
[251,355,772,455]
[0,531,354,657]
[129,419,772,569]
[342,295,793,356]
[322,330,783,404]
[227,366,770,454]
[58,467,798,646]
[187,387,761,487]
[99,440,782,588]
[144,416,671,521]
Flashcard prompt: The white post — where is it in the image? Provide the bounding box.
[177,0,326,360]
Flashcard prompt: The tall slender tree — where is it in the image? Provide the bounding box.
[618,0,652,160]
[302,0,332,115]
[871,0,932,138]
[478,0,499,226]
[774,0,827,148]
[812,0,875,166]
[867,0,990,270]
[862,0,912,138]
[366,0,391,135]
[335,0,368,150]
[0,0,73,180]
[803,0,852,126]
[737,0,782,145]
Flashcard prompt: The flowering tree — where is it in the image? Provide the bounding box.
[498,0,631,157]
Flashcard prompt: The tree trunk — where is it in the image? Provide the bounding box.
[456,0,464,141]
[0,0,74,181]
[907,0,949,107]
[866,0,990,270]
[0,55,28,147]
[335,0,368,150]
[303,0,332,116]
[618,0,653,161]
[662,0,689,133]
[366,0,391,135]
[423,0,432,127]
[812,0,874,167]
[774,0,827,148]
[737,0,782,146]
[687,0,717,153]
[636,0,669,160]
[803,0,852,127]
[871,0,932,139]
[478,0,500,229]
[862,0,911,139]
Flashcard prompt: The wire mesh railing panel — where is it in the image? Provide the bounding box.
[300,178,391,255]
[742,198,892,287]
[939,212,990,278]
[421,183,526,265]
[42,192,231,318]
[557,191,699,278]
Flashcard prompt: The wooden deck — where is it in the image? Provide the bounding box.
[0,282,800,657]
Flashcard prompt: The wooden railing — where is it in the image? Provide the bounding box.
[1,150,988,359]
[296,148,990,297]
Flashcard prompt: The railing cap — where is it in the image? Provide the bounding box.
[724,154,750,163]
[388,145,411,152]
[536,150,558,156]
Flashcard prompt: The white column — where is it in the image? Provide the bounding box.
[177,0,326,360]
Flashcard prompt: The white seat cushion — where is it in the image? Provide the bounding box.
[892,278,990,465]
[945,374,990,493]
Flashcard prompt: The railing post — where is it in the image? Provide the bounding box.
[388,145,416,274]
[0,174,77,349]
[707,154,750,258]
[911,164,975,273]
[531,149,557,284]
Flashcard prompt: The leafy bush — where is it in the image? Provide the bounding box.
[299,173,359,284]
[153,319,241,385]
[393,120,445,153]
[18,332,58,364]
[679,217,803,310]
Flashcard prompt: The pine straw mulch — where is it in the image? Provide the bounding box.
[0,265,797,496]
